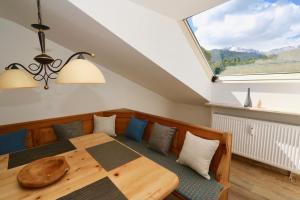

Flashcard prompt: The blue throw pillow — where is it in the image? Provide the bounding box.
[125,117,148,142]
[0,129,27,155]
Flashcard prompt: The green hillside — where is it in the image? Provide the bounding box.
[220,48,300,75]
[201,47,300,75]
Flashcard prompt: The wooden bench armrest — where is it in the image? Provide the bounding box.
[215,133,232,200]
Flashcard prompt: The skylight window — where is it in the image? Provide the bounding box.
[187,0,300,79]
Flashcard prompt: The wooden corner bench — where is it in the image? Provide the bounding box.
[0,108,232,200]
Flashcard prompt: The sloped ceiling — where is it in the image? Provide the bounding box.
[0,0,224,105]
[128,0,227,20]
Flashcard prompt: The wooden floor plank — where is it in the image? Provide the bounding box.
[229,157,300,200]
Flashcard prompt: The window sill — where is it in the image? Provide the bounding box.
[215,73,300,83]
[206,102,300,117]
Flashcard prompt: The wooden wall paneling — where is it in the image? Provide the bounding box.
[174,126,187,154]
[115,117,131,134]
[103,110,134,134]
[169,129,179,155]
[82,119,93,135]
[25,130,34,148]
[143,120,154,140]
[33,128,57,146]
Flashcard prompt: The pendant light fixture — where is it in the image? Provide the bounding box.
[0,0,105,90]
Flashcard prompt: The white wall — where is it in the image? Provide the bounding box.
[210,82,300,127]
[170,103,211,126]
[69,0,212,101]
[0,18,174,125]
[0,18,211,126]
[128,0,227,20]
[212,82,300,114]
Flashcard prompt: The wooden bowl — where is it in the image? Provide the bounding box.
[17,156,70,188]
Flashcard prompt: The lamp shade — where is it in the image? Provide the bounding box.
[56,59,105,84]
[0,69,39,89]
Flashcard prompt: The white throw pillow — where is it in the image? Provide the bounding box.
[93,115,116,136]
[177,131,219,180]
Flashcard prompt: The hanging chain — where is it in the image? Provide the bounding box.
[37,0,42,25]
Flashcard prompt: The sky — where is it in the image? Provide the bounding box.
[188,0,300,51]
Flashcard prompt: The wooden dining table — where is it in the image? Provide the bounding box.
[0,133,179,200]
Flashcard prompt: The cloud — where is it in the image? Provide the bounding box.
[190,0,300,51]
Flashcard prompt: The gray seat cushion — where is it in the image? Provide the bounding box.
[116,135,223,200]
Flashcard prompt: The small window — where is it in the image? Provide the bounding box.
[186,0,300,79]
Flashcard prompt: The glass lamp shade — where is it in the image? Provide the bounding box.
[0,69,39,89]
[56,59,105,84]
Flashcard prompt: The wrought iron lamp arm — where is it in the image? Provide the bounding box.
[63,52,95,66]
[5,63,42,76]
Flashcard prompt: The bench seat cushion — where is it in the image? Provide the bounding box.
[116,135,223,200]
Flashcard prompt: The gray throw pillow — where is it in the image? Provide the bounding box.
[148,123,176,155]
[53,121,83,140]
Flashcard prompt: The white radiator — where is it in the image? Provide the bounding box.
[212,113,300,173]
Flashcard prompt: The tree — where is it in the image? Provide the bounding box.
[214,67,222,75]
[200,46,212,62]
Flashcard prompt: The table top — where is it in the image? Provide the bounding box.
[0,133,179,200]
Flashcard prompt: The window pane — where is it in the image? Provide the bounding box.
[187,0,300,77]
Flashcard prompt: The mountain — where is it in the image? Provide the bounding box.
[277,48,300,61]
[264,46,300,55]
[210,49,265,63]
[201,45,300,75]
[227,47,261,54]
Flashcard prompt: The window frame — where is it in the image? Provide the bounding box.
[184,16,300,82]
[183,20,214,78]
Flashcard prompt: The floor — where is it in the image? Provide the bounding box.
[166,156,300,200]
[229,156,300,200]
